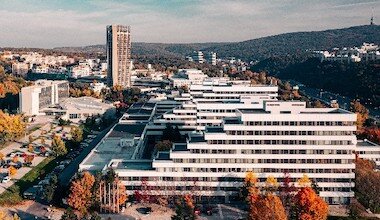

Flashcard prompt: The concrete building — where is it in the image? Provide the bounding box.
[170,69,208,88]
[19,80,69,115]
[12,62,29,77]
[44,96,115,123]
[106,25,132,88]
[204,52,217,65]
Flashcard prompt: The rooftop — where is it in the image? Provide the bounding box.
[108,123,146,138]
[116,160,154,170]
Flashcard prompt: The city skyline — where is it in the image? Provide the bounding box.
[0,0,379,48]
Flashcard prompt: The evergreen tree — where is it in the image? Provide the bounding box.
[61,208,78,220]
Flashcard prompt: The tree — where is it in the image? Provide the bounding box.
[23,155,34,165]
[42,175,58,203]
[162,124,174,141]
[249,194,288,220]
[99,169,128,213]
[27,144,34,153]
[67,172,95,214]
[355,158,380,212]
[294,187,328,220]
[350,100,369,129]
[12,156,18,163]
[313,100,325,108]
[60,208,78,220]
[155,140,172,151]
[40,137,46,145]
[0,212,21,220]
[297,174,311,187]
[171,194,195,220]
[70,127,83,143]
[51,135,67,156]
[0,152,4,161]
[28,135,33,143]
[9,166,17,177]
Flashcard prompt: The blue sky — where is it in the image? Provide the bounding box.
[0,0,379,48]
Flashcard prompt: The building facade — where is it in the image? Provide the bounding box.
[106,25,132,88]
[19,80,69,115]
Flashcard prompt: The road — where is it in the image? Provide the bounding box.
[58,122,117,186]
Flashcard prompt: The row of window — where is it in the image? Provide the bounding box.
[207,140,353,145]
[121,176,353,183]
[172,158,353,165]
[227,130,354,136]
[244,121,354,126]
[158,167,353,174]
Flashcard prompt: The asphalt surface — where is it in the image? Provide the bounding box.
[58,122,117,186]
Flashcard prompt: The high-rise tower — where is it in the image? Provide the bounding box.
[106,25,131,88]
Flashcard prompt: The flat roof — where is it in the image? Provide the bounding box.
[116,160,154,170]
[108,124,146,138]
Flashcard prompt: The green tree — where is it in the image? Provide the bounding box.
[42,175,58,203]
[51,135,67,156]
[61,208,78,220]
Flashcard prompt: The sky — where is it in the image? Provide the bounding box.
[0,0,379,48]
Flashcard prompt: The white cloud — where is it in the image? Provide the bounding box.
[0,0,379,47]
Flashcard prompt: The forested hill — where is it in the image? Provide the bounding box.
[252,57,380,107]
[53,25,380,61]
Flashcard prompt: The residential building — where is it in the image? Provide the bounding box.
[106,25,132,88]
[204,52,217,65]
[12,62,29,77]
[19,80,69,115]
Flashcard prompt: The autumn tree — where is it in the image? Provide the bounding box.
[0,111,26,143]
[294,187,328,220]
[70,127,83,143]
[51,135,67,156]
[249,194,288,220]
[9,166,17,177]
[99,169,128,213]
[28,144,34,153]
[67,172,95,214]
[24,155,34,165]
[355,158,380,212]
[171,194,195,220]
[12,156,18,163]
[350,100,369,130]
[0,152,4,161]
[155,140,172,151]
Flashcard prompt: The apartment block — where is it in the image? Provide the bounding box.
[106,25,132,88]
[19,80,69,115]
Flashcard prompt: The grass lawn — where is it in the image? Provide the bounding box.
[0,156,57,206]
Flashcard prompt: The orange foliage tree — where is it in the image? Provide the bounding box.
[67,172,95,214]
[249,194,288,220]
[295,187,328,220]
[9,166,17,177]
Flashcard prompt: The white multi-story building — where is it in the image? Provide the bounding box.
[12,62,29,77]
[204,52,217,65]
[315,43,380,63]
[19,80,69,115]
[79,81,370,205]
[70,64,91,78]
[107,100,357,205]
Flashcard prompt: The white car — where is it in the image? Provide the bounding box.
[1,176,10,183]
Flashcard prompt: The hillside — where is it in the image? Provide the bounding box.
[53,25,380,61]
[252,57,380,107]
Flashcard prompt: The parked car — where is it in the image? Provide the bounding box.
[1,176,10,183]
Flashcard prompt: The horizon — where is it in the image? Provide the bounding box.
[2,24,379,50]
[1,0,379,48]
